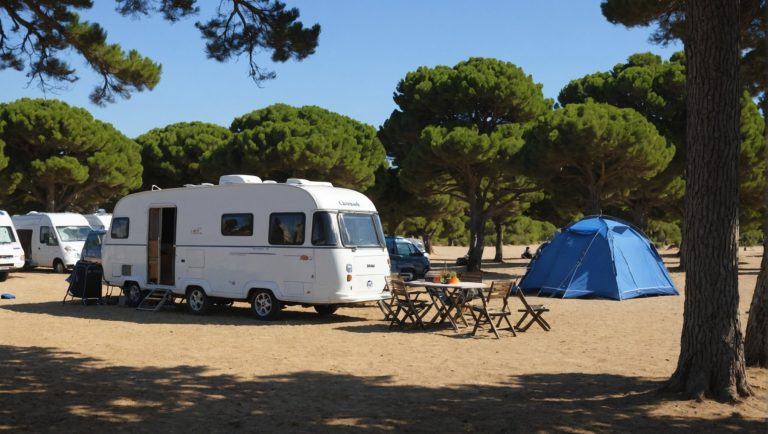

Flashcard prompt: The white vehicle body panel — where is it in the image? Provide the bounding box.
[0,210,25,272]
[11,212,90,269]
[102,176,390,305]
[84,212,112,231]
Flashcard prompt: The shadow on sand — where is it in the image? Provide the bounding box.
[0,300,370,326]
[0,345,760,433]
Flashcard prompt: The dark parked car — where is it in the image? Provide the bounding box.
[385,235,430,279]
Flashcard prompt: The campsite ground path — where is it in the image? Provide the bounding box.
[0,245,765,432]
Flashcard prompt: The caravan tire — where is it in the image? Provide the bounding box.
[251,289,281,320]
[124,282,143,307]
[53,259,66,274]
[0,271,7,282]
[186,287,210,315]
[314,305,339,315]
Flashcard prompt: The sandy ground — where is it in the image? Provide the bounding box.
[0,245,766,433]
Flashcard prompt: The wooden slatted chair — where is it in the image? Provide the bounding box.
[513,284,551,332]
[389,279,433,330]
[377,274,399,321]
[469,280,516,338]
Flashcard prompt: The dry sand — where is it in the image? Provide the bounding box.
[0,245,765,433]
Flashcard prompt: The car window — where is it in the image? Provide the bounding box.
[395,242,411,256]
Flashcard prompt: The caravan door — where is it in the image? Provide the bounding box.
[148,207,177,286]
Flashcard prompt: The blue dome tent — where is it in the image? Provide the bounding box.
[519,216,678,300]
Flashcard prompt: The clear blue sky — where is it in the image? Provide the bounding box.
[0,0,680,138]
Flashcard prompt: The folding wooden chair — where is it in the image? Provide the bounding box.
[469,280,516,338]
[513,284,551,331]
[389,279,433,330]
[377,275,398,321]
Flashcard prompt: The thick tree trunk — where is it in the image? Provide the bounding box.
[587,186,601,215]
[744,83,768,367]
[466,199,485,272]
[493,219,504,263]
[665,0,752,402]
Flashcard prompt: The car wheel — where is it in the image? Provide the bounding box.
[124,282,144,307]
[250,289,281,320]
[0,272,7,282]
[53,259,66,274]
[186,287,210,315]
[314,305,339,315]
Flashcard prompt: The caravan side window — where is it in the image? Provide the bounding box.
[221,214,253,236]
[269,213,305,245]
[111,218,129,239]
[311,212,338,246]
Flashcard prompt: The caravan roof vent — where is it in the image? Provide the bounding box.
[219,175,262,185]
[263,180,277,184]
[286,178,333,187]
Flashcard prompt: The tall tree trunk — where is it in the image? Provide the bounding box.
[665,0,752,402]
[744,49,768,366]
[467,198,485,272]
[493,218,504,262]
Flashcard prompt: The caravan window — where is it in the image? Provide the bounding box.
[111,218,129,239]
[269,213,305,245]
[222,213,253,236]
[0,227,15,243]
[338,213,385,248]
[311,212,338,246]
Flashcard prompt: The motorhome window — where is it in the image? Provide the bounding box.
[338,213,384,247]
[311,212,338,246]
[56,226,91,242]
[111,218,129,239]
[0,227,15,243]
[269,213,305,245]
[40,226,53,243]
[221,213,253,236]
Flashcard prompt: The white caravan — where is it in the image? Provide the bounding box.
[0,210,25,281]
[102,175,390,319]
[12,212,91,272]
[84,209,112,230]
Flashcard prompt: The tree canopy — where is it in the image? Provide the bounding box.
[204,104,385,189]
[558,52,765,230]
[0,98,142,212]
[380,57,550,271]
[135,121,232,190]
[524,101,673,215]
[0,1,320,104]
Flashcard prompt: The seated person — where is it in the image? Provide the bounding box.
[521,246,533,259]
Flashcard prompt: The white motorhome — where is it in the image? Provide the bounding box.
[102,175,390,319]
[12,212,91,272]
[84,209,112,230]
[0,210,25,281]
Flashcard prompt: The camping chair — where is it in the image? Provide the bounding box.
[513,284,551,332]
[377,274,399,321]
[469,280,516,338]
[389,279,433,330]
[456,270,483,322]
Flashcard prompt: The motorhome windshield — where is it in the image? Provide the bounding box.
[56,226,91,242]
[0,226,16,243]
[338,213,384,248]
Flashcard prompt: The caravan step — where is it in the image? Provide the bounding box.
[137,288,175,311]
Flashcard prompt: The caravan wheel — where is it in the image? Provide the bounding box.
[250,289,281,320]
[124,282,143,307]
[186,287,210,315]
[0,272,7,282]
